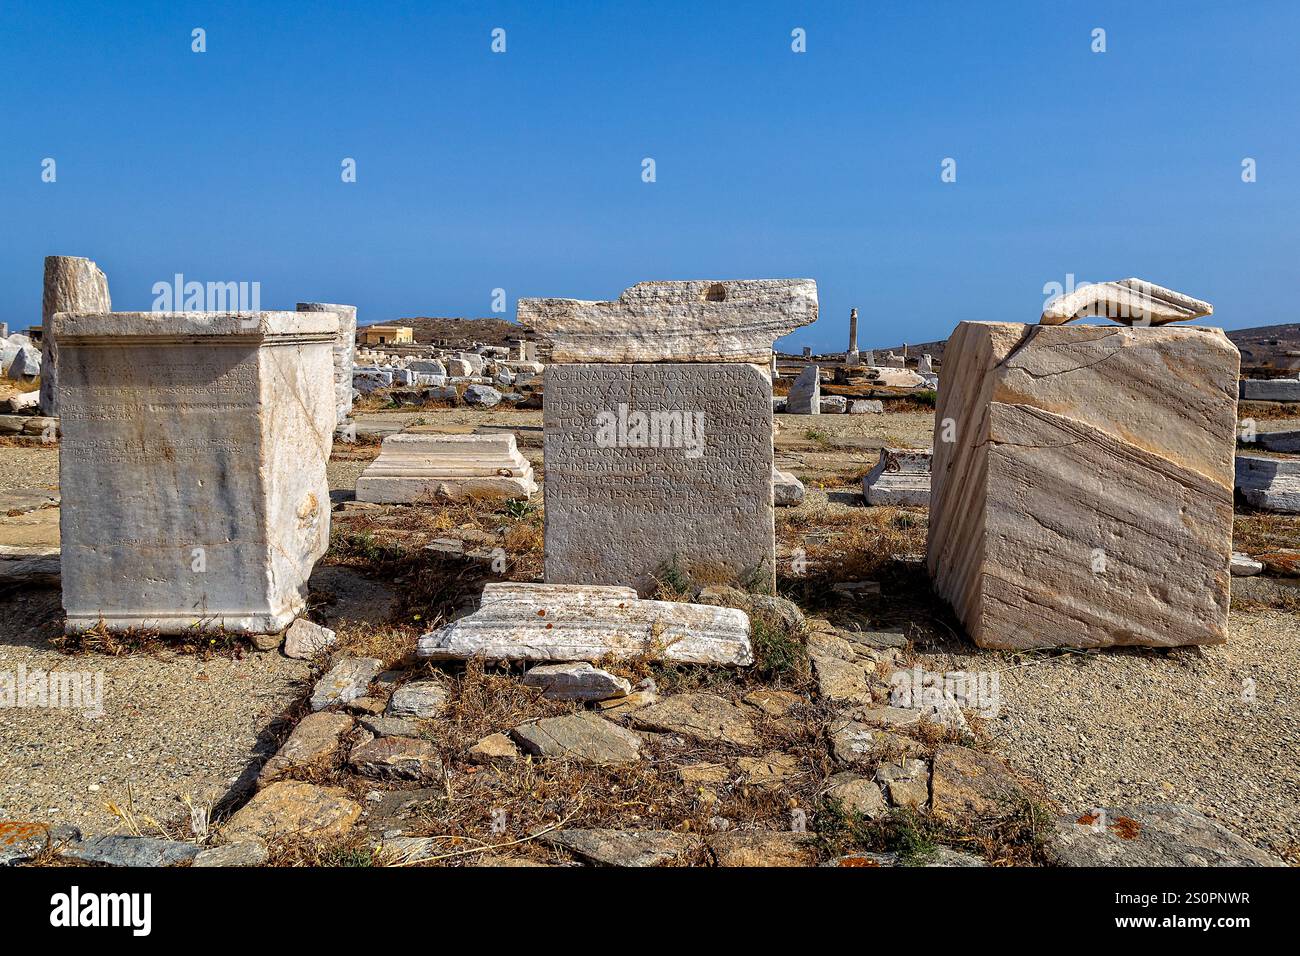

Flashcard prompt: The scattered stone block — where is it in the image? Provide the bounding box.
[1257,429,1300,453]
[511,712,642,765]
[629,692,759,746]
[736,752,801,789]
[773,467,805,506]
[192,841,268,868]
[359,715,422,738]
[849,399,883,414]
[1239,378,1300,402]
[543,362,775,594]
[1235,454,1300,512]
[785,365,820,414]
[521,662,631,701]
[540,828,704,867]
[41,255,111,416]
[819,395,847,414]
[1230,552,1264,576]
[257,712,353,787]
[349,736,443,781]
[297,302,357,425]
[463,383,502,407]
[930,745,1028,822]
[417,583,753,666]
[811,655,873,706]
[0,821,54,865]
[56,310,337,634]
[862,447,931,506]
[355,432,537,503]
[822,772,890,819]
[61,835,201,867]
[385,680,448,718]
[468,732,520,763]
[221,782,361,844]
[928,321,1238,648]
[283,618,337,659]
[517,279,817,364]
[875,758,930,809]
[1046,804,1284,867]
[310,657,383,711]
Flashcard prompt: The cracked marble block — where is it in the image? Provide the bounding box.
[55,311,338,634]
[927,321,1239,649]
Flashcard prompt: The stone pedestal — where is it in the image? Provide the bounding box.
[544,363,774,594]
[297,302,357,426]
[927,321,1239,648]
[41,256,111,417]
[55,311,338,634]
[356,432,536,503]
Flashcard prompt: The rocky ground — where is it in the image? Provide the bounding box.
[0,400,1296,866]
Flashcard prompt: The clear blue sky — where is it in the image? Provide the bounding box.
[1,0,1296,351]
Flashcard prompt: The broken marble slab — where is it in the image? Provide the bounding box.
[1235,454,1300,513]
[862,447,931,507]
[517,279,818,364]
[521,662,631,701]
[1040,278,1213,327]
[1239,378,1300,402]
[785,365,820,414]
[55,310,337,635]
[416,583,753,666]
[928,321,1239,648]
[41,255,111,417]
[355,432,537,503]
[1045,804,1283,867]
[862,366,926,388]
[773,467,805,506]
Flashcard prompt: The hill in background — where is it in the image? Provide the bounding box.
[361,316,522,347]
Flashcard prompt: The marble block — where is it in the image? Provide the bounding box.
[297,302,357,426]
[355,432,537,503]
[55,311,337,634]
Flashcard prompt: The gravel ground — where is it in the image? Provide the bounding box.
[0,588,311,836]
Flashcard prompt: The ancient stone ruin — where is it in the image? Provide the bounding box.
[355,432,537,503]
[297,301,357,427]
[518,279,817,594]
[56,310,338,633]
[928,293,1238,649]
[41,256,112,417]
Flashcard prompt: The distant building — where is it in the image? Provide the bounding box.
[357,325,413,346]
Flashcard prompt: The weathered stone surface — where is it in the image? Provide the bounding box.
[1258,429,1300,452]
[310,657,382,711]
[521,662,631,701]
[773,467,805,506]
[828,718,923,766]
[1046,804,1284,867]
[875,757,931,809]
[356,432,537,503]
[819,395,847,414]
[679,761,730,785]
[518,279,817,364]
[61,834,201,867]
[928,321,1239,648]
[258,712,353,786]
[463,383,502,407]
[736,752,801,789]
[849,399,884,414]
[1240,378,1300,402]
[540,828,704,866]
[468,732,520,763]
[417,583,753,666]
[41,255,111,416]
[297,302,357,425]
[742,688,802,717]
[193,841,269,867]
[863,366,926,388]
[822,772,890,819]
[511,712,642,764]
[930,745,1028,822]
[862,447,931,507]
[709,831,818,867]
[1040,278,1212,327]
[0,821,53,865]
[593,689,658,717]
[785,365,820,414]
[630,693,759,746]
[350,736,443,780]
[283,618,337,659]
[56,310,337,634]
[359,715,422,738]
[222,781,361,843]
[543,363,775,594]
[386,679,448,718]
[1230,552,1264,576]
[1235,454,1300,513]
[811,655,873,706]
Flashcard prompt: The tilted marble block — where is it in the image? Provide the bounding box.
[55,311,337,634]
[863,447,931,506]
[927,321,1239,649]
[41,256,111,417]
[297,302,357,426]
[355,432,537,503]
[517,279,818,363]
[417,583,753,665]
[544,362,775,595]
[1235,454,1300,513]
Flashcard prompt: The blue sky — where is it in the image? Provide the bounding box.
[1,0,1296,351]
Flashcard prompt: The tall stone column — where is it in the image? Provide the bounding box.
[848,307,858,353]
[41,256,111,417]
[518,279,817,595]
[297,302,357,426]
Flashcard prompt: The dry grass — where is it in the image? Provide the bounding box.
[1234,511,1300,553]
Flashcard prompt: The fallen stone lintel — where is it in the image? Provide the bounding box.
[416,583,753,666]
[1040,278,1212,327]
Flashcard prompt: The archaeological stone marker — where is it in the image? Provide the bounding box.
[56,310,338,634]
